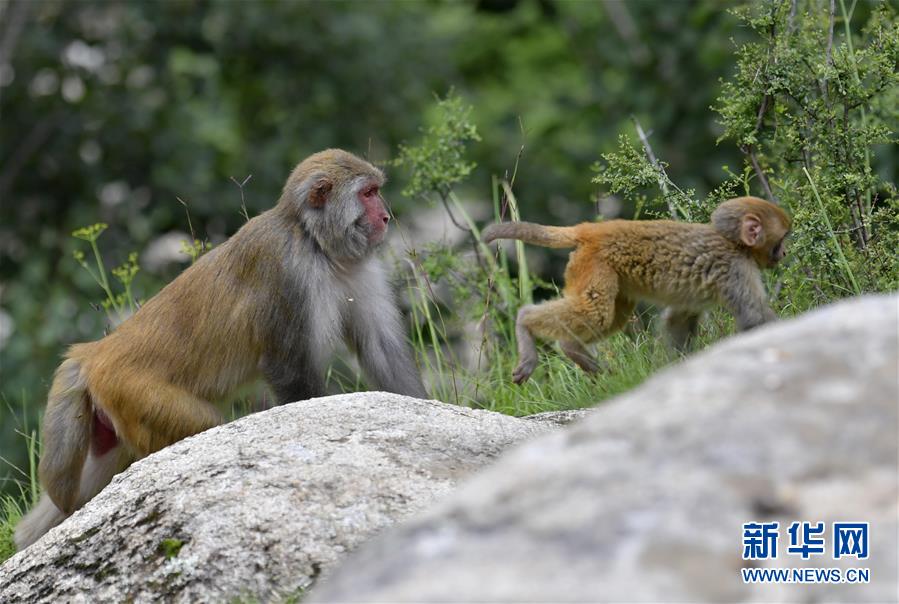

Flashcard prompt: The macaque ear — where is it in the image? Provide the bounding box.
[740,214,764,247]
[308,177,332,209]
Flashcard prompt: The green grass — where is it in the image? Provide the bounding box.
[408,305,732,417]
[0,408,39,562]
[0,494,26,561]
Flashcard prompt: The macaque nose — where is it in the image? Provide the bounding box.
[382,213,390,225]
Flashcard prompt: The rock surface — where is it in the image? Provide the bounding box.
[523,408,592,426]
[311,294,899,603]
[0,394,551,603]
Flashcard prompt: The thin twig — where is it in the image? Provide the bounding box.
[820,0,836,99]
[839,101,869,251]
[501,121,527,221]
[783,89,821,119]
[826,0,835,67]
[229,174,253,222]
[754,94,769,132]
[743,145,779,204]
[741,95,780,204]
[631,116,677,219]
[846,200,867,250]
[508,144,525,189]
[176,196,196,242]
[839,0,874,222]
[491,118,529,225]
[831,223,867,235]
[439,190,488,273]
[437,192,471,233]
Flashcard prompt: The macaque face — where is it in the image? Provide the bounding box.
[286,151,392,261]
[357,181,390,244]
[768,234,788,267]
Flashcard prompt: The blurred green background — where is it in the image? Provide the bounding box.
[0,0,894,492]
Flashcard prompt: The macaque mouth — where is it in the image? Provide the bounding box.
[352,215,387,244]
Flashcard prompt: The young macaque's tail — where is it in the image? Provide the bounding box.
[482,222,580,249]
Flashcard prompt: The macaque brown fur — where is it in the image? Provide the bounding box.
[15,149,427,549]
[483,196,791,384]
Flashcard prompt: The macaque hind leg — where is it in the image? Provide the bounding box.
[559,295,634,374]
[559,340,601,373]
[75,445,132,508]
[513,305,541,385]
[514,271,619,383]
[515,299,603,384]
[610,297,636,332]
[16,418,134,550]
[95,375,224,457]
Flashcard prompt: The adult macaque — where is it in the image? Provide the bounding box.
[15,149,427,549]
[483,196,791,384]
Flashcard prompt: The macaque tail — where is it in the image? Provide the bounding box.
[482,222,580,249]
[13,493,67,550]
[37,357,93,514]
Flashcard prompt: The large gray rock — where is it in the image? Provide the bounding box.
[311,294,899,603]
[0,393,551,603]
[523,408,592,426]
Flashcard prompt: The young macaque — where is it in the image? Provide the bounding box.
[483,196,791,384]
[15,149,427,549]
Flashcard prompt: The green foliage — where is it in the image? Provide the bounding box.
[179,239,212,265]
[72,224,141,320]
[159,537,184,559]
[0,403,39,564]
[592,133,703,221]
[230,588,305,604]
[592,135,659,201]
[714,0,898,300]
[71,223,108,243]
[393,92,481,201]
[0,495,22,562]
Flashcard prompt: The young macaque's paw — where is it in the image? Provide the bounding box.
[512,357,538,385]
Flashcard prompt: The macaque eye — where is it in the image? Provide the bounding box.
[362,186,379,199]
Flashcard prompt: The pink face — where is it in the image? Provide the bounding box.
[359,182,389,243]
